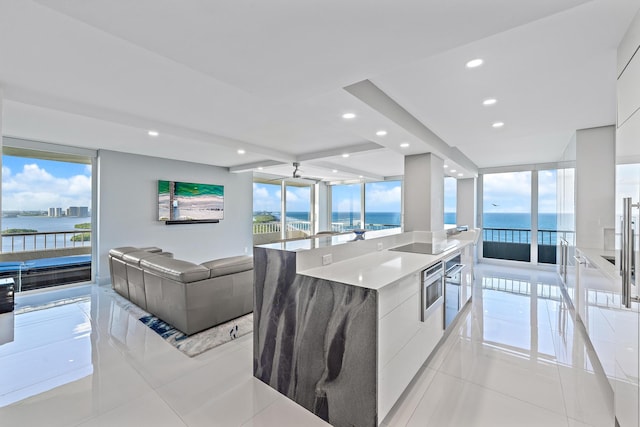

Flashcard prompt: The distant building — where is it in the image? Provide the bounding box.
[48,207,63,217]
[66,206,89,217]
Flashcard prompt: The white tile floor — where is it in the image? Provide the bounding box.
[0,263,614,426]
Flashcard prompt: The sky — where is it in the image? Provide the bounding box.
[2,155,92,211]
[483,170,557,214]
[253,181,403,214]
[254,172,561,216]
[253,182,312,212]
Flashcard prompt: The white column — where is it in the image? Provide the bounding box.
[456,178,476,228]
[575,126,615,249]
[403,153,444,232]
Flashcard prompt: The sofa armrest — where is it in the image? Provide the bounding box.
[141,257,210,283]
[201,255,253,278]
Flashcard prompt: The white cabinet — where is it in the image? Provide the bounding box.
[614,301,640,427]
[575,251,617,381]
[460,242,474,306]
[377,268,444,422]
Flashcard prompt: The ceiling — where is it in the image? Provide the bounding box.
[0,0,638,181]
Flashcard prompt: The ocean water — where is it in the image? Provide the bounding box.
[2,216,90,232]
[1,216,92,253]
[278,212,560,230]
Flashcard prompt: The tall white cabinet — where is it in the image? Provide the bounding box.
[615,9,640,426]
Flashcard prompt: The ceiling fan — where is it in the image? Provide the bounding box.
[258,162,324,184]
[290,162,323,181]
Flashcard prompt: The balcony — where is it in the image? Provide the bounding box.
[482,228,575,264]
[0,230,92,292]
[252,220,400,244]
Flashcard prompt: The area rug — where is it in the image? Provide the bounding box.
[138,312,253,357]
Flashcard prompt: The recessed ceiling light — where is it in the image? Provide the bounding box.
[342,113,356,119]
[483,98,497,106]
[492,122,504,128]
[466,58,484,68]
[148,130,159,137]
[450,169,457,173]
[359,175,363,178]
[257,166,263,170]
[237,149,246,154]
[444,164,449,168]
[332,169,338,173]
[342,153,350,158]
[376,130,387,136]
[458,173,463,177]
[400,142,410,148]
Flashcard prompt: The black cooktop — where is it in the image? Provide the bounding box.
[389,242,436,255]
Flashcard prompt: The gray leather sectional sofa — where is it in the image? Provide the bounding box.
[108,246,253,335]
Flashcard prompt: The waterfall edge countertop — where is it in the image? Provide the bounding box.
[298,241,470,290]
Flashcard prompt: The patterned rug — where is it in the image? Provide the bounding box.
[138,312,253,357]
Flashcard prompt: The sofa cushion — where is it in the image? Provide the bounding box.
[140,246,163,253]
[122,250,168,266]
[109,246,140,260]
[201,255,253,278]
[141,257,210,283]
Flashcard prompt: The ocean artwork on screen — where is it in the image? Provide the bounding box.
[158,180,224,222]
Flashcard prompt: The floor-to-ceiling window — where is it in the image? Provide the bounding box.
[482,171,532,262]
[538,169,558,264]
[285,182,313,239]
[330,180,403,232]
[444,177,457,225]
[331,183,362,232]
[481,167,565,265]
[364,180,401,230]
[252,180,283,244]
[252,178,315,244]
[0,142,94,291]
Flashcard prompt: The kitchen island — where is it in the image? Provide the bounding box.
[563,246,637,426]
[253,230,477,427]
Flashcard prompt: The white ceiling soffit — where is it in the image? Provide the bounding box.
[370,0,640,168]
[344,79,478,176]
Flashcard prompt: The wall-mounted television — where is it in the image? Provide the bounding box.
[158,180,224,224]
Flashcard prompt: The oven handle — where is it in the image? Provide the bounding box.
[445,264,465,279]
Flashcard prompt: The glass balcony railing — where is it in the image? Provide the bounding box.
[252,220,401,244]
[0,230,92,292]
[482,228,575,264]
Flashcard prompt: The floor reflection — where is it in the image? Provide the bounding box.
[0,293,93,407]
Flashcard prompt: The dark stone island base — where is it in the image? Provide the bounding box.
[253,247,378,427]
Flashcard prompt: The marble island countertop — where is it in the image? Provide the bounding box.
[255,228,404,252]
[299,240,471,290]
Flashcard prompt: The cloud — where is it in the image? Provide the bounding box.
[365,182,401,212]
[2,163,92,211]
[252,183,281,212]
[483,172,532,213]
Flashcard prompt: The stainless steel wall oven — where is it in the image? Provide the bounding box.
[444,252,464,329]
[421,261,443,322]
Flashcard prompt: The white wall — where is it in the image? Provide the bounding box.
[575,126,615,249]
[96,149,253,284]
